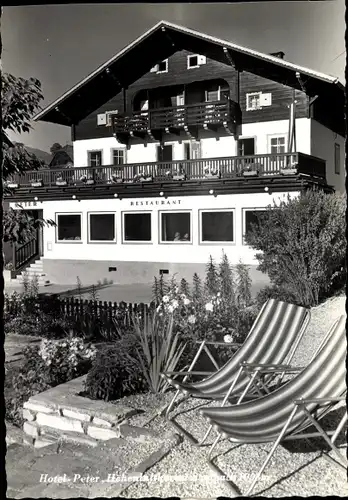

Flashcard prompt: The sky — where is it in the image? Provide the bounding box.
[2,1,346,152]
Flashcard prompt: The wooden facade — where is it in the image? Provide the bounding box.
[74,50,309,141]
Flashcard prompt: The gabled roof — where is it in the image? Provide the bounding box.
[34,20,344,127]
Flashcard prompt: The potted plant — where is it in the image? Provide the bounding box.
[56,175,68,186]
[4,262,14,283]
[242,164,259,177]
[134,171,152,183]
[280,162,298,175]
[6,180,19,189]
[172,165,186,181]
[111,173,124,184]
[30,178,44,187]
[80,174,95,185]
[204,165,220,178]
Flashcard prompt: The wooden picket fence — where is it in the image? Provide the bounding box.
[4,294,154,336]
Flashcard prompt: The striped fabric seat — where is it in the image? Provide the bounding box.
[201,315,347,495]
[166,299,310,398]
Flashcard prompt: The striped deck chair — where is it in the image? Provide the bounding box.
[201,315,347,496]
[162,299,310,443]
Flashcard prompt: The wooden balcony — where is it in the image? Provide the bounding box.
[6,153,326,193]
[112,100,240,142]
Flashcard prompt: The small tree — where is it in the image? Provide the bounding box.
[235,260,252,308]
[219,250,235,305]
[192,273,203,303]
[245,189,346,307]
[179,278,191,298]
[205,255,219,296]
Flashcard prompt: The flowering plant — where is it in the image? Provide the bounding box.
[38,337,97,384]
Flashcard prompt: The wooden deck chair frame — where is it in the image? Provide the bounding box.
[161,299,311,444]
[201,315,347,496]
[207,396,347,497]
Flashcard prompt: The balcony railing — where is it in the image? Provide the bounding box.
[112,100,239,133]
[6,152,326,190]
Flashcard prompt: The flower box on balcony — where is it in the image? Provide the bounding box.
[111,175,124,184]
[31,180,43,187]
[204,172,220,179]
[134,173,153,183]
[280,166,298,175]
[56,177,68,186]
[173,174,186,181]
[242,169,259,177]
[7,182,19,189]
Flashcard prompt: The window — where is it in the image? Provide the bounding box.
[57,214,81,241]
[150,59,168,73]
[335,143,340,174]
[200,210,234,243]
[246,92,262,111]
[123,212,151,242]
[160,212,191,243]
[243,209,268,243]
[88,150,102,167]
[187,54,206,69]
[88,213,116,242]
[269,136,286,154]
[206,88,220,102]
[112,149,125,166]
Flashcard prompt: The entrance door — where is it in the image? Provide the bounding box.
[238,138,255,156]
[157,145,173,177]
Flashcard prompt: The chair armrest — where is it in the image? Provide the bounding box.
[195,341,242,347]
[294,396,347,405]
[241,362,304,373]
[162,371,214,377]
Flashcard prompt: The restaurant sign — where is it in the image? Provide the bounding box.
[129,199,182,207]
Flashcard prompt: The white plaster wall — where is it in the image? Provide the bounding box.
[14,192,299,266]
[73,137,127,167]
[73,118,311,167]
[240,118,311,155]
[310,120,345,193]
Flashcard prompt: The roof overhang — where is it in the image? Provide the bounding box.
[34,20,345,127]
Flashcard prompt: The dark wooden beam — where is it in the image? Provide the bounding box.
[161,26,176,49]
[223,47,241,71]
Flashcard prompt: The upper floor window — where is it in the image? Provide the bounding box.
[88,150,102,167]
[150,59,168,74]
[112,149,125,166]
[246,92,262,111]
[269,136,286,154]
[187,54,207,69]
[334,143,340,175]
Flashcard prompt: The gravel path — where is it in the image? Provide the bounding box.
[121,294,347,497]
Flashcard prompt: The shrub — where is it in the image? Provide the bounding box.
[245,189,346,307]
[205,255,219,296]
[84,334,148,401]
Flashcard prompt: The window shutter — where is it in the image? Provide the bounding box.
[260,93,272,107]
[198,55,207,65]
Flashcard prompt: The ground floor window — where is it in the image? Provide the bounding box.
[56,213,82,241]
[160,211,191,242]
[200,210,234,243]
[243,209,268,243]
[123,212,152,242]
[88,213,116,242]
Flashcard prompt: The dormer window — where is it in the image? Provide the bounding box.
[187,54,207,69]
[150,59,168,74]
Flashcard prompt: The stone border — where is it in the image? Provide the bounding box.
[22,375,162,448]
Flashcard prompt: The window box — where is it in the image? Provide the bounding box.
[242,164,260,177]
[204,166,220,178]
[80,175,95,185]
[6,182,19,189]
[56,176,68,186]
[134,172,153,183]
[173,173,186,181]
[31,179,43,187]
[166,168,186,181]
[111,174,124,184]
[280,166,298,175]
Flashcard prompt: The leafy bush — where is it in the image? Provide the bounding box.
[84,334,148,401]
[245,190,346,307]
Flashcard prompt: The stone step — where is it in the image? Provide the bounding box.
[28,263,44,270]
[11,278,51,286]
